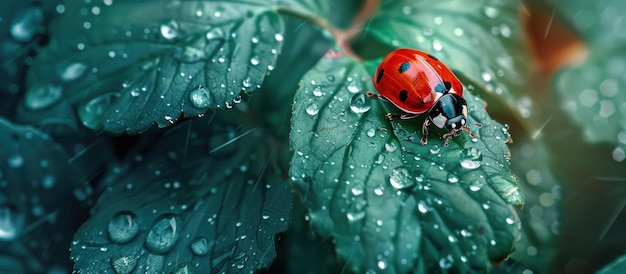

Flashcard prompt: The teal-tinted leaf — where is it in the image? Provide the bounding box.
[550,0,626,47]
[0,118,79,273]
[554,48,626,160]
[26,1,284,134]
[598,253,626,274]
[71,110,292,273]
[290,51,524,273]
[361,0,534,127]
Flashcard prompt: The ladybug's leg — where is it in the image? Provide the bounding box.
[441,131,456,147]
[463,123,482,139]
[385,113,419,121]
[420,119,431,145]
[365,92,390,103]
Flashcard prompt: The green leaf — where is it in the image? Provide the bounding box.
[70,110,292,273]
[0,118,80,272]
[554,49,626,160]
[290,51,524,273]
[359,0,534,128]
[598,253,626,274]
[25,0,284,134]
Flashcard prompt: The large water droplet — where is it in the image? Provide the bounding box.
[0,204,24,241]
[305,102,320,116]
[190,236,211,256]
[25,84,63,110]
[189,86,211,108]
[144,215,180,254]
[389,167,414,190]
[205,28,225,40]
[469,180,483,192]
[10,5,44,42]
[108,211,140,244]
[110,255,138,274]
[460,147,482,169]
[160,20,180,40]
[59,62,88,82]
[350,93,371,114]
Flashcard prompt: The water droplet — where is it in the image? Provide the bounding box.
[506,217,515,225]
[160,20,180,40]
[417,200,429,213]
[347,211,365,221]
[429,144,440,154]
[349,93,371,114]
[385,142,397,152]
[274,33,284,42]
[374,185,385,196]
[7,154,24,168]
[305,103,320,116]
[460,148,482,169]
[351,183,364,196]
[366,128,376,137]
[312,86,323,97]
[25,84,63,110]
[111,255,138,274]
[145,215,180,254]
[10,5,44,42]
[483,6,499,18]
[0,204,24,241]
[206,28,225,40]
[377,260,387,269]
[469,180,483,192]
[190,237,210,256]
[389,167,414,190]
[59,62,88,82]
[439,255,453,269]
[108,211,139,244]
[250,55,260,66]
[80,93,121,127]
[189,86,211,108]
[447,174,459,183]
[41,174,56,189]
[346,80,360,93]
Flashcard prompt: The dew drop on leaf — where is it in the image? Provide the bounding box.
[460,147,482,169]
[160,20,180,40]
[144,215,180,254]
[346,211,365,222]
[447,174,459,183]
[312,86,323,97]
[7,154,24,168]
[305,102,320,116]
[59,62,88,82]
[110,255,138,274]
[0,204,24,241]
[429,144,440,154]
[346,80,360,93]
[349,93,371,114]
[189,86,211,108]
[439,255,454,269]
[250,55,260,66]
[389,167,414,190]
[469,180,483,192]
[25,84,63,110]
[417,200,429,213]
[108,211,139,244]
[205,28,225,40]
[190,236,210,256]
[10,4,44,42]
[366,128,376,137]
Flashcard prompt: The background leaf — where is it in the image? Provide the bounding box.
[71,108,292,273]
[0,118,82,273]
[25,0,284,134]
[290,51,523,273]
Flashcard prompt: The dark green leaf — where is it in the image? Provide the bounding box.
[554,48,626,160]
[25,1,284,134]
[70,110,292,273]
[0,118,80,273]
[360,0,534,128]
[290,51,523,273]
[598,253,626,274]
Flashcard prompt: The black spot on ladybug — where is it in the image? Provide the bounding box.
[398,62,410,73]
[376,69,384,83]
[444,81,451,92]
[427,54,439,61]
[399,89,408,102]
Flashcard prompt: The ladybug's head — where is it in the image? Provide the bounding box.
[428,94,469,133]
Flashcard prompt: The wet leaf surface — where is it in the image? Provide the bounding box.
[290,51,523,273]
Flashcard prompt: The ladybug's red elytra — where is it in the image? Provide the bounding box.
[366,48,481,146]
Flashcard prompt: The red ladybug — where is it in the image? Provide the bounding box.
[367,48,481,146]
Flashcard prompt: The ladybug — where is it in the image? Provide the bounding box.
[366,48,481,146]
